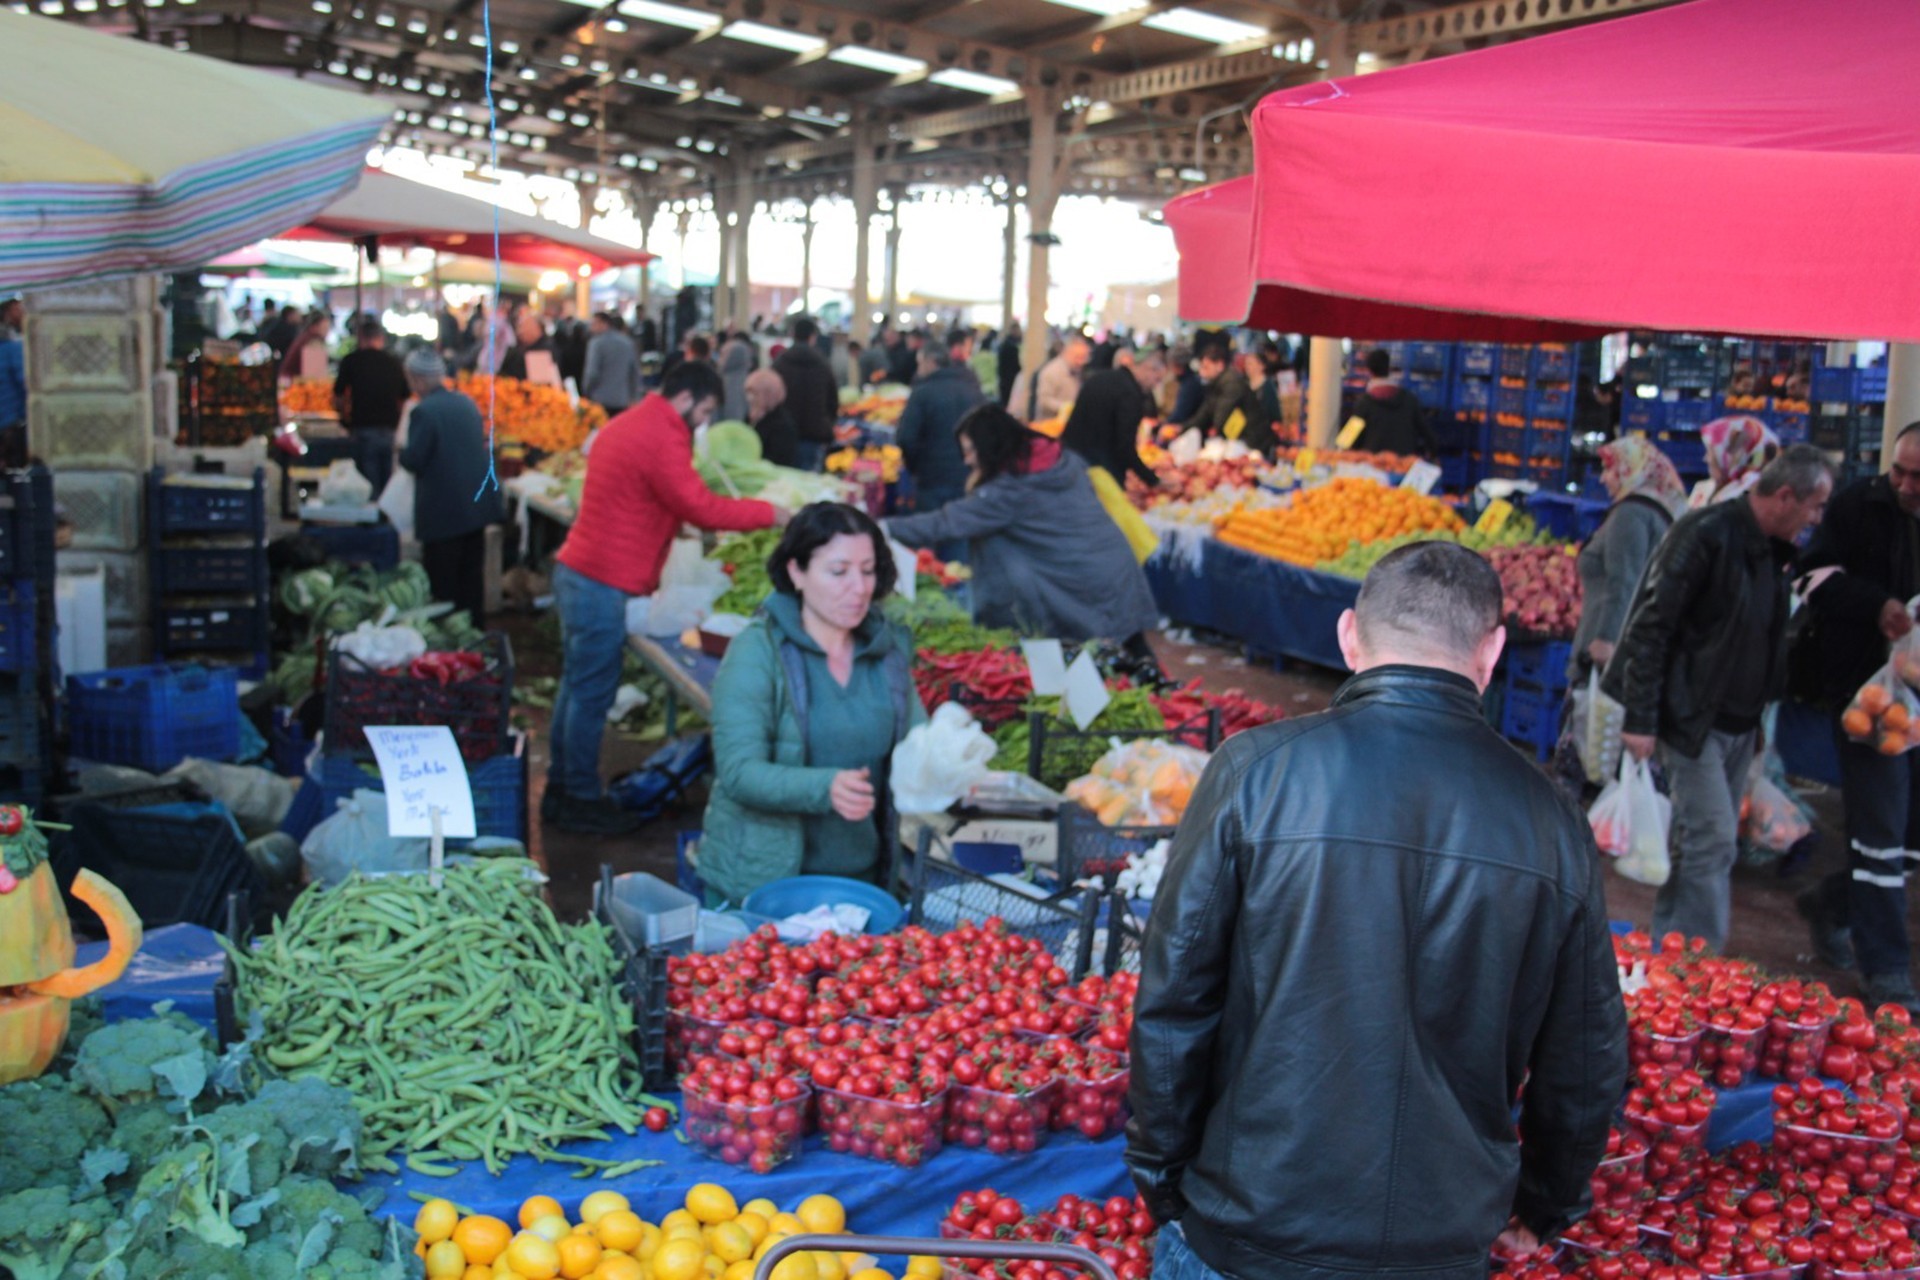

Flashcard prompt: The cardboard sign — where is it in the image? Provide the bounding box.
[1020,639,1068,698]
[1402,459,1442,495]
[523,349,561,387]
[1335,416,1367,449]
[1062,650,1111,731]
[1475,498,1516,535]
[365,725,477,838]
[299,341,329,382]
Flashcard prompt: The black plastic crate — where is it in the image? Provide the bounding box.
[49,797,263,931]
[0,466,56,586]
[152,542,268,597]
[905,826,1102,980]
[301,522,401,570]
[1024,709,1221,786]
[150,467,267,536]
[594,863,669,1085]
[323,631,514,765]
[0,684,39,765]
[156,598,269,653]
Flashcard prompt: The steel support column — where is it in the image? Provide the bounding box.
[1022,88,1064,382]
[851,128,878,345]
[1000,197,1018,332]
[1304,25,1356,446]
[881,215,903,329]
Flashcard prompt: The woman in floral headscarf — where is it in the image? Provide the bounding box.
[1692,415,1780,508]
[1555,436,1690,794]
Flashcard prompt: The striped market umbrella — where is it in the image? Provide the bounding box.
[0,9,391,292]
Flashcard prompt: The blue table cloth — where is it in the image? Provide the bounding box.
[1149,541,1357,673]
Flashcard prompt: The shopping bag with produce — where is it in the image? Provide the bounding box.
[1740,753,1813,860]
[1590,755,1672,886]
[1064,738,1210,827]
[890,702,997,814]
[1840,655,1920,756]
[1577,665,1627,786]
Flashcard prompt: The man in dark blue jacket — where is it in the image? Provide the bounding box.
[896,345,984,560]
[397,349,505,624]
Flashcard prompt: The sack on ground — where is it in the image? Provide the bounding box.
[1591,754,1672,886]
[891,703,997,814]
[300,789,432,885]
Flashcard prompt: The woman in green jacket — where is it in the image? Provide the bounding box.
[701,502,926,906]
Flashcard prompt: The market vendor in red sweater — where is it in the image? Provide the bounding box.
[546,361,787,834]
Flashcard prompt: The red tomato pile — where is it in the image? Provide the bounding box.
[942,1190,1157,1280]
[656,921,1137,1172]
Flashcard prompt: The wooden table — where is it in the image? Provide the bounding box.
[626,632,719,729]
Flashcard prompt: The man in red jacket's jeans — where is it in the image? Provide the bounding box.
[547,361,787,833]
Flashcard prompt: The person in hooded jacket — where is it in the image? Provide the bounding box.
[884,405,1159,646]
[702,503,926,906]
[1349,348,1437,457]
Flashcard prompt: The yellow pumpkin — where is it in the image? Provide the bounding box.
[0,866,144,1084]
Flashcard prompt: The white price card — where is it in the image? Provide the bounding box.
[365,725,477,838]
[889,537,917,602]
[1021,639,1068,697]
[1402,459,1442,495]
[1062,650,1111,732]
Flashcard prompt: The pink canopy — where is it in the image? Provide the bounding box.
[1167,0,1920,341]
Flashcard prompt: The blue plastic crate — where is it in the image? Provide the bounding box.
[1622,399,1666,433]
[152,544,266,597]
[156,600,268,655]
[1499,346,1531,378]
[1452,378,1492,411]
[1506,639,1574,693]
[1496,384,1528,418]
[302,739,526,846]
[1493,425,1526,456]
[1530,346,1573,382]
[1524,492,1610,543]
[0,686,38,766]
[68,664,240,770]
[1528,385,1573,420]
[1406,375,1448,409]
[1500,680,1563,761]
[1667,399,1716,431]
[1488,460,1524,480]
[152,468,267,535]
[0,584,34,675]
[1440,454,1473,491]
[302,521,401,570]
[1661,433,1709,475]
[0,468,51,584]
[1407,342,1450,376]
[1459,345,1498,377]
[1812,365,1889,404]
[1526,428,1569,462]
[1774,413,1811,446]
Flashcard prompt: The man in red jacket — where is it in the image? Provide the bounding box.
[547,361,787,833]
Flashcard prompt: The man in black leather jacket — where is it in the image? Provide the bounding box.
[1795,425,1920,1012]
[1603,444,1834,952]
[1129,542,1626,1280]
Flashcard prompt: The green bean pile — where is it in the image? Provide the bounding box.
[221,858,671,1178]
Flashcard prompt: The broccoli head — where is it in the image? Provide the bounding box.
[71,1015,213,1110]
[254,1076,363,1180]
[0,1185,114,1280]
[0,1076,110,1197]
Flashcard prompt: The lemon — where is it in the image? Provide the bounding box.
[795,1196,847,1236]
[520,1197,567,1231]
[426,1239,470,1279]
[723,1263,757,1280]
[651,1237,707,1280]
[811,1249,847,1280]
[851,1271,894,1280]
[709,1222,754,1265]
[734,1211,770,1249]
[686,1183,739,1225]
[742,1199,780,1220]
[906,1258,944,1278]
[769,1253,819,1280]
[666,1222,708,1245]
[767,1213,807,1241]
[506,1233,563,1280]
[705,1257,726,1278]
[580,1191,632,1227]
[594,1210,646,1255]
[662,1209,702,1237]
[530,1215,575,1245]
[415,1199,461,1245]
[597,1258,647,1280]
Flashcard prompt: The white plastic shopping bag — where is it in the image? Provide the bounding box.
[1590,754,1672,886]
[643,538,730,637]
[377,467,416,535]
[890,703,997,814]
[1578,666,1627,786]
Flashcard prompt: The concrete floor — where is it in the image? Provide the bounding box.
[506,613,1866,995]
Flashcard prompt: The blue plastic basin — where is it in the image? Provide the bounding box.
[742,875,904,934]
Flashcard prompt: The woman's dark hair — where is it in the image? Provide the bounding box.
[767,502,897,600]
[956,404,1040,485]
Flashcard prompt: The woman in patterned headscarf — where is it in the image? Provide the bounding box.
[1555,435,1690,794]
[1693,415,1780,508]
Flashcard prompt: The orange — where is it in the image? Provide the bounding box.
[557,1234,604,1280]
[506,1233,563,1280]
[1885,703,1912,733]
[454,1216,514,1267]
[1882,732,1908,757]
[1844,708,1876,739]
[521,1196,567,1231]
[1860,684,1894,716]
[464,1267,493,1280]
[593,1210,646,1254]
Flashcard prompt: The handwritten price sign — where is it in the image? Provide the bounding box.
[365,725,478,839]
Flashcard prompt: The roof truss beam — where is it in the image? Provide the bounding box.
[1352,0,1681,55]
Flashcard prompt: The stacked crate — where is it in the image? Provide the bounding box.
[0,467,58,802]
[1810,360,1889,487]
[147,468,270,678]
[31,276,165,665]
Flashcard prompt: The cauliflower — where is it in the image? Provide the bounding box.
[0,1076,110,1197]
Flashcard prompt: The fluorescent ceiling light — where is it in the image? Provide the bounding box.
[722,20,823,53]
[828,45,926,75]
[616,0,717,31]
[556,0,612,7]
[1142,8,1267,42]
[1041,0,1133,14]
[928,67,1018,95]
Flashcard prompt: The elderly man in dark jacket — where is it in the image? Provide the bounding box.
[1129,542,1626,1280]
[771,316,840,471]
[1604,445,1834,952]
[1062,351,1166,489]
[396,350,505,625]
[1796,424,1920,1012]
[895,345,984,525]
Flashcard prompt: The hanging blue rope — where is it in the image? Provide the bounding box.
[475,0,502,499]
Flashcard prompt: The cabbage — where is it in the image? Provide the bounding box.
[703,420,764,466]
[838,386,861,406]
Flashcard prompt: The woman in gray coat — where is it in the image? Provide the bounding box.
[719,329,756,423]
[885,405,1159,645]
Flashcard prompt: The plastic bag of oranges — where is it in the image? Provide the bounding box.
[1841,656,1920,756]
